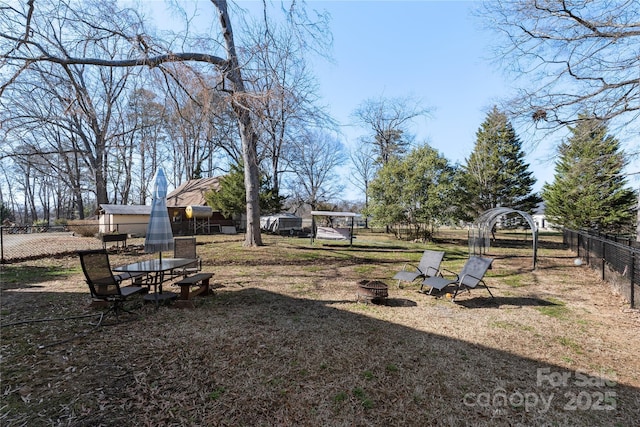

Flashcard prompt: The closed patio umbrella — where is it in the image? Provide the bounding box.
[145,168,173,259]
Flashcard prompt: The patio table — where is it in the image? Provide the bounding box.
[113,258,196,306]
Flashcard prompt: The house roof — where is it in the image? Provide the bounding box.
[99,204,152,215]
[166,177,220,207]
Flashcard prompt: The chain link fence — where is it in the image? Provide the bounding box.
[0,223,146,263]
[564,229,639,309]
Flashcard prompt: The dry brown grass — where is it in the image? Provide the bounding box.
[1,230,639,426]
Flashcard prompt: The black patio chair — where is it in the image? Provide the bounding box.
[77,249,145,325]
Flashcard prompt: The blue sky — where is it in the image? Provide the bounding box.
[300,0,560,199]
[312,0,513,163]
[151,1,638,200]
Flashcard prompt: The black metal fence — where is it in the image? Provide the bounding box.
[563,229,639,309]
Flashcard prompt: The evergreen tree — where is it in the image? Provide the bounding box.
[205,164,285,218]
[542,117,636,233]
[461,106,540,220]
[0,202,14,223]
[368,144,456,241]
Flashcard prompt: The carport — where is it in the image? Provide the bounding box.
[310,211,359,246]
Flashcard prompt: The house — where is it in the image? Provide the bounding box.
[167,177,220,207]
[533,202,556,230]
[166,177,237,234]
[97,204,151,236]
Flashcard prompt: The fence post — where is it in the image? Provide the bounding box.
[601,241,606,281]
[1,225,4,264]
[631,252,636,309]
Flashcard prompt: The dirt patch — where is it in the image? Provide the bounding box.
[1,231,639,426]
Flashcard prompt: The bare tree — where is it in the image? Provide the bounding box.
[480,0,640,130]
[162,72,229,182]
[349,142,378,226]
[1,4,138,209]
[0,0,254,241]
[0,151,24,222]
[1,63,115,218]
[351,95,430,165]
[125,87,168,205]
[287,130,346,210]
[242,17,333,198]
[1,0,331,246]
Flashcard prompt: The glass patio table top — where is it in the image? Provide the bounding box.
[113,258,196,274]
[113,258,197,305]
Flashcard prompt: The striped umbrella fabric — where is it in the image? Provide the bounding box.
[145,168,174,255]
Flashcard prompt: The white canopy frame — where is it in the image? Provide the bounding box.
[310,211,359,246]
[470,207,538,269]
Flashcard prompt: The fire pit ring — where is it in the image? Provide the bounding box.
[356,280,388,303]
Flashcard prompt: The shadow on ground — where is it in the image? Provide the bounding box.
[454,296,561,309]
[1,285,637,426]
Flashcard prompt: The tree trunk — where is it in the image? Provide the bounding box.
[214,0,262,246]
[94,145,109,207]
[238,108,263,246]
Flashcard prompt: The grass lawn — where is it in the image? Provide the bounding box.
[1,229,639,426]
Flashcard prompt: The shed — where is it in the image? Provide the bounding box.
[98,204,151,236]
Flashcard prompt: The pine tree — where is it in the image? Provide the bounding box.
[205,164,284,218]
[461,106,540,219]
[542,117,636,233]
[0,202,13,223]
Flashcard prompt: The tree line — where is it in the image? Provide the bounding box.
[1,0,637,242]
[0,0,338,247]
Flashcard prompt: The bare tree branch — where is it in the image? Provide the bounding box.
[5,51,227,69]
[480,0,640,130]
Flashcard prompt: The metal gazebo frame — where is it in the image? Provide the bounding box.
[470,207,538,269]
[310,211,359,246]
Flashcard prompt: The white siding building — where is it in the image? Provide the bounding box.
[98,204,151,236]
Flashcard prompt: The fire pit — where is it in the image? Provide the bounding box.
[356,280,388,303]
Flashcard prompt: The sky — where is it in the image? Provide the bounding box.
[303,0,566,199]
[313,1,508,155]
[151,0,639,201]
[308,1,525,197]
